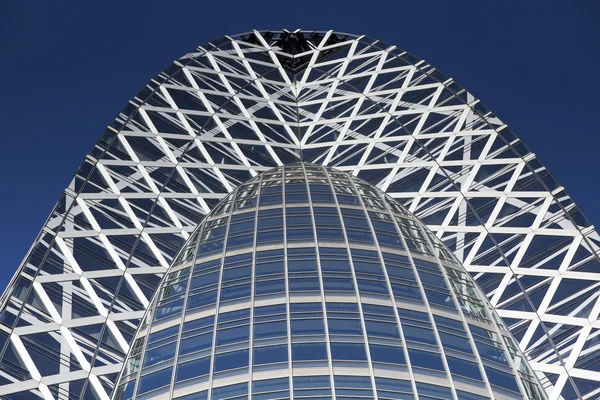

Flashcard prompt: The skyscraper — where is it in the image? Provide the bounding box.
[114,163,545,400]
[0,30,597,400]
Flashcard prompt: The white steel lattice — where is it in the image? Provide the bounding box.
[0,30,598,400]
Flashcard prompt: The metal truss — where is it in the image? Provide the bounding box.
[0,29,597,400]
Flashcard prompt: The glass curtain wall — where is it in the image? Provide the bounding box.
[114,163,545,400]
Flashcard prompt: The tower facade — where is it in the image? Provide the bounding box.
[115,163,545,400]
[0,30,597,399]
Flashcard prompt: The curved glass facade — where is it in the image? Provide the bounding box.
[115,163,545,400]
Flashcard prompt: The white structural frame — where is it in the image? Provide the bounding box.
[0,29,597,400]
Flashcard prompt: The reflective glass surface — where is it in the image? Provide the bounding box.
[114,164,545,400]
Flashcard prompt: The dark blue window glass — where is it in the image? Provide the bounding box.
[138,367,172,394]
[154,299,183,321]
[186,290,217,309]
[439,332,473,354]
[176,357,210,381]
[416,382,453,399]
[475,341,508,365]
[330,343,367,361]
[142,342,176,367]
[357,278,389,294]
[179,333,213,355]
[252,378,289,398]
[212,382,248,400]
[291,318,324,335]
[447,356,483,380]
[402,325,437,344]
[408,349,445,371]
[484,366,520,392]
[292,343,327,361]
[216,325,249,345]
[375,377,413,397]
[190,271,220,290]
[323,277,355,291]
[220,283,251,301]
[214,349,249,372]
[320,258,351,272]
[365,320,400,339]
[148,325,178,344]
[255,279,285,295]
[370,344,405,365]
[456,390,490,400]
[179,390,208,400]
[288,259,318,272]
[254,320,287,339]
[293,376,331,397]
[253,345,288,365]
[289,277,321,291]
[255,261,284,275]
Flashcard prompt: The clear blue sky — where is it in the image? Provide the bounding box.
[0,1,598,289]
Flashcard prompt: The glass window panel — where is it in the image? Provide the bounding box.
[289,277,320,291]
[222,265,251,281]
[178,390,208,400]
[137,367,173,395]
[255,261,284,275]
[439,332,473,354]
[227,234,254,249]
[214,349,249,372]
[375,377,413,395]
[142,342,176,367]
[216,325,249,345]
[357,278,389,294]
[153,299,184,321]
[291,318,324,335]
[416,382,453,399]
[190,271,220,290]
[425,289,456,309]
[254,320,287,339]
[456,390,490,400]
[408,349,445,371]
[402,325,437,344]
[484,366,520,393]
[182,316,214,335]
[257,230,284,244]
[255,279,285,295]
[176,357,210,382]
[447,356,483,380]
[179,333,213,356]
[330,342,367,361]
[328,318,362,335]
[346,229,374,243]
[212,382,248,400]
[320,259,351,272]
[317,229,345,240]
[293,375,331,397]
[148,325,178,344]
[186,290,217,309]
[252,377,289,394]
[370,344,406,365]
[287,229,314,241]
[365,320,400,339]
[323,277,355,291]
[475,341,508,365]
[288,259,318,272]
[253,345,288,365]
[220,284,251,301]
[292,343,327,361]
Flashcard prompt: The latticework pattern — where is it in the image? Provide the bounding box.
[0,30,597,400]
[114,163,546,400]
